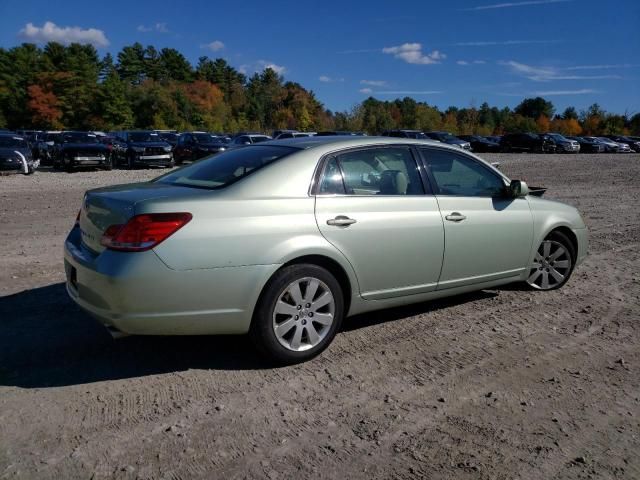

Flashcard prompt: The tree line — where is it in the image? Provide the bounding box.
[1,42,638,136]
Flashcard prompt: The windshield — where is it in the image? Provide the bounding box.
[155,145,295,189]
[193,133,220,143]
[548,134,568,141]
[0,136,28,148]
[129,132,162,143]
[63,132,100,144]
[251,136,271,143]
[160,133,178,142]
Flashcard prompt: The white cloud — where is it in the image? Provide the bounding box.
[502,60,622,81]
[464,0,572,11]
[454,39,560,46]
[19,21,109,48]
[319,75,344,82]
[360,80,387,87]
[240,60,285,75]
[533,89,598,95]
[359,88,441,95]
[201,40,225,52]
[137,22,169,33]
[376,90,442,95]
[565,64,639,71]
[382,43,445,65]
[457,60,486,66]
[257,60,286,75]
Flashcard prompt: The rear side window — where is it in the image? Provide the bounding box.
[155,145,295,189]
[318,147,425,196]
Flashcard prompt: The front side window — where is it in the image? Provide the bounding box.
[319,147,425,196]
[421,148,505,197]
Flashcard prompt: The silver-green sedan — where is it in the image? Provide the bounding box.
[64,137,588,363]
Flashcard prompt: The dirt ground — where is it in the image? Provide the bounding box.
[1,153,639,480]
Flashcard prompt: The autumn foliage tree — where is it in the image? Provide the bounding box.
[27,81,62,128]
[0,42,637,135]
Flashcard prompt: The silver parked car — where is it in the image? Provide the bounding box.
[65,137,588,363]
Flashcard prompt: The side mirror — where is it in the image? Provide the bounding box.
[509,179,529,198]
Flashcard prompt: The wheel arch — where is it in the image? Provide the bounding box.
[546,225,578,262]
[251,253,357,326]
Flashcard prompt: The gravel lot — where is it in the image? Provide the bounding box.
[1,153,639,479]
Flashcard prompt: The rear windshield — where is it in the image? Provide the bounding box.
[155,145,296,189]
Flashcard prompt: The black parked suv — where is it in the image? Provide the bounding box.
[457,135,501,153]
[53,131,112,171]
[499,133,556,153]
[381,129,428,139]
[173,132,227,164]
[113,131,174,169]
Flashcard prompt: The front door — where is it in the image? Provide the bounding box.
[418,147,534,290]
[314,146,445,300]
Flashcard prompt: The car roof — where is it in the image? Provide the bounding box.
[260,135,453,151]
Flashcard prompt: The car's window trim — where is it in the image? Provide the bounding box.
[416,146,509,199]
[311,144,432,197]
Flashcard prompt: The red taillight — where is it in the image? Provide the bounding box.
[101,213,192,252]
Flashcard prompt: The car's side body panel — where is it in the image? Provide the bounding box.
[315,195,445,299]
[434,196,534,289]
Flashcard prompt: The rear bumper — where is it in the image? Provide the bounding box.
[64,226,276,335]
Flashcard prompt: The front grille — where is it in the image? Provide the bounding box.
[145,147,167,155]
[73,150,104,157]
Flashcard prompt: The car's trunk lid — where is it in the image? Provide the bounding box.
[79,182,212,254]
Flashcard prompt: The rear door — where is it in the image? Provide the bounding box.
[418,147,533,290]
[314,146,445,300]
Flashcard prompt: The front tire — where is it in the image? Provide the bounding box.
[250,264,344,364]
[103,155,113,171]
[526,231,575,290]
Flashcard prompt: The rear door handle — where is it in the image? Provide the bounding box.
[445,212,467,222]
[327,215,357,227]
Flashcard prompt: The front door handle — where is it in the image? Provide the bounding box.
[445,212,467,222]
[327,215,357,227]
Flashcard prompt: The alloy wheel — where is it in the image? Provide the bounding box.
[272,277,335,352]
[526,240,572,290]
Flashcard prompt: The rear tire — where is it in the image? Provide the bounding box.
[250,264,344,364]
[103,155,113,171]
[64,156,73,173]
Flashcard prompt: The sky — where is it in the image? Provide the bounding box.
[1,0,639,115]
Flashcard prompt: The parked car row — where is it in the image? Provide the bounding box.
[3,127,638,176]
